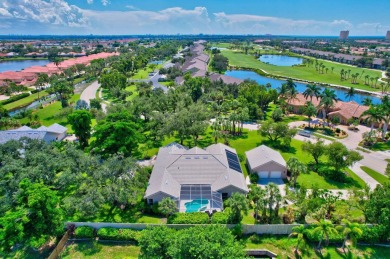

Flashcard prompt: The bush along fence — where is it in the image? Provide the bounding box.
[66,222,316,235]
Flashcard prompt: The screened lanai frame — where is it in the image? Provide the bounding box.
[179,184,223,212]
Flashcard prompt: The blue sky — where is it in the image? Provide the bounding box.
[0,0,389,35]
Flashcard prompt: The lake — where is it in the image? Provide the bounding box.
[225,70,381,105]
[259,55,303,66]
[0,59,50,72]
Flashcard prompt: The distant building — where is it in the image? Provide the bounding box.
[386,31,390,41]
[339,30,349,40]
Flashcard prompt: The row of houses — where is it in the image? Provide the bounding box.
[175,41,243,85]
[291,47,386,70]
[145,143,287,213]
[0,52,118,87]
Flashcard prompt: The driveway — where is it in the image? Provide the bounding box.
[257,178,286,196]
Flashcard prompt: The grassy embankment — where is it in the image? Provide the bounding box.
[3,91,49,110]
[221,49,383,92]
[361,166,389,184]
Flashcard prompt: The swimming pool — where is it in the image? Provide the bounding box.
[185,199,209,213]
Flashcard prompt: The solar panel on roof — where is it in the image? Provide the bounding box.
[225,149,242,173]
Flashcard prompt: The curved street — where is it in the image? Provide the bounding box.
[80,80,107,111]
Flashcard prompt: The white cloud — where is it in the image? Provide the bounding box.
[213,12,354,35]
[87,0,93,4]
[0,0,89,27]
[86,0,110,6]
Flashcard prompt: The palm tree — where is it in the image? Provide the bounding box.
[287,157,307,188]
[248,185,266,220]
[318,88,338,120]
[345,87,356,101]
[303,84,321,103]
[361,105,383,133]
[336,219,363,252]
[313,220,338,249]
[304,101,317,128]
[289,225,306,254]
[362,97,372,106]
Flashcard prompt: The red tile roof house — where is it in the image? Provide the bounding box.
[287,93,369,125]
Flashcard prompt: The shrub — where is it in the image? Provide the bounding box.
[303,226,343,243]
[360,225,388,244]
[168,212,209,224]
[335,128,341,133]
[211,212,229,224]
[74,226,95,238]
[97,228,141,243]
[249,173,259,184]
[1,93,30,105]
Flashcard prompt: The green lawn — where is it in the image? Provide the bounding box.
[221,49,383,92]
[4,91,49,110]
[61,241,140,259]
[125,84,138,101]
[245,235,390,259]
[369,141,390,151]
[361,166,389,185]
[20,94,80,132]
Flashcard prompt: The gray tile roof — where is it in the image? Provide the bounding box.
[0,131,47,144]
[245,145,286,170]
[145,143,248,199]
[0,123,67,144]
[46,123,67,134]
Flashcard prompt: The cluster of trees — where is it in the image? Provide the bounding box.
[139,225,245,258]
[0,139,151,251]
[361,96,390,144]
[211,54,229,73]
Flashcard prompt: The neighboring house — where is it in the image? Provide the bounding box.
[245,145,287,179]
[145,143,248,213]
[328,101,369,124]
[0,123,68,144]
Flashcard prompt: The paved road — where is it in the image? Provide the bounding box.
[289,121,387,177]
[80,80,107,111]
[350,162,379,189]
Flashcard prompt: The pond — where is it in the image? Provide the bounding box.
[225,70,381,105]
[0,59,50,72]
[259,55,303,66]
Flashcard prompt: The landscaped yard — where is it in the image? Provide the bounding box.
[368,141,390,151]
[245,235,390,259]
[61,241,140,259]
[361,166,389,185]
[221,49,383,92]
[3,90,49,110]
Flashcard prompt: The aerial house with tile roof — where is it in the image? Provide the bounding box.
[145,143,248,213]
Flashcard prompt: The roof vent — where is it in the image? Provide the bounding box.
[165,180,168,185]
[224,175,228,180]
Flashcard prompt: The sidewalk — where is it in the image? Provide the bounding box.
[349,162,379,190]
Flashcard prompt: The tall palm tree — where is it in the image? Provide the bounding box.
[248,185,266,220]
[318,88,338,120]
[289,225,306,254]
[313,220,338,249]
[336,219,363,252]
[362,97,373,106]
[303,84,321,103]
[304,101,317,128]
[345,87,356,101]
[287,157,307,188]
[361,105,383,132]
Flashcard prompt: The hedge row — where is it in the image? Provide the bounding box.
[97,228,142,243]
[74,226,95,238]
[1,93,30,105]
[211,212,229,224]
[169,212,209,224]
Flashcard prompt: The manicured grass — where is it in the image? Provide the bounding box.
[131,67,156,80]
[4,91,48,110]
[369,141,390,151]
[20,94,80,132]
[125,84,138,101]
[222,50,382,92]
[61,241,140,259]
[244,235,390,259]
[361,166,389,185]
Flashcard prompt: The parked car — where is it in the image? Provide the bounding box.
[298,130,312,138]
